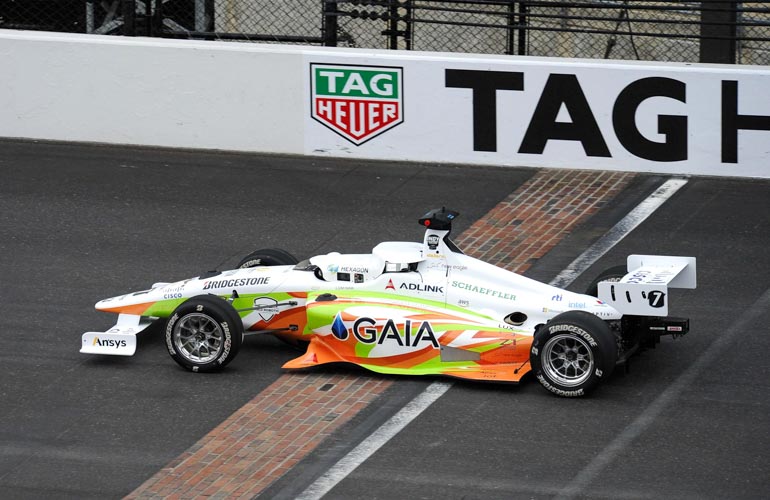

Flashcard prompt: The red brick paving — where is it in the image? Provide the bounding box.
[127,168,634,499]
[457,169,632,273]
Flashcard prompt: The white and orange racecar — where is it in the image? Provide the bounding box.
[82,208,696,397]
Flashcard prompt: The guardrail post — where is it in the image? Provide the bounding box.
[506,1,527,56]
[700,0,737,63]
[404,0,413,50]
[323,0,338,47]
[389,0,399,49]
[506,1,515,55]
[150,0,163,36]
[517,1,528,55]
[122,0,136,35]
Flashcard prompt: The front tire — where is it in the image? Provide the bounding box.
[530,311,617,397]
[165,295,244,372]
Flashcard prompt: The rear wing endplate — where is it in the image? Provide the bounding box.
[598,255,696,316]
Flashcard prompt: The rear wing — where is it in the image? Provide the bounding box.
[598,255,696,316]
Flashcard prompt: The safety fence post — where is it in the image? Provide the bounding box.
[700,0,737,63]
[323,0,338,47]
[121,0,136,35]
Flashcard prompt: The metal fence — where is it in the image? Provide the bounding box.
[1,1,768,64]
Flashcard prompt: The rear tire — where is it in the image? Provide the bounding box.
[165,295,244,372]
[530,311,617,397]
[584,265,627,297]
[237,248,298,269]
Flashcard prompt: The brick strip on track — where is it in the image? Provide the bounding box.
[127,168,634,499]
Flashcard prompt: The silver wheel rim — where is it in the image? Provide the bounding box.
[542,333,595,387]
[173,313,224,364]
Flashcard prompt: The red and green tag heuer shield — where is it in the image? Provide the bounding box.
[311,63,404,145]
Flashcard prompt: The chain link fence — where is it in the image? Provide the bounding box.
[1,1,768,64]
[0,0,83,32]
[159,0,327,43]
[741,1,770,63]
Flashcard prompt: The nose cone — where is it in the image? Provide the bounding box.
[95,296,122,311]
[94,291,155,316]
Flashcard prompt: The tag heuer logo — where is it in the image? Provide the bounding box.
[311,63,404,145]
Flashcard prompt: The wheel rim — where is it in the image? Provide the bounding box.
[173,313,224,364]
[541,333,595,387]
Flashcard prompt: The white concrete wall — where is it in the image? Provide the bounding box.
[1,30,768,178]
[0,30,305,153]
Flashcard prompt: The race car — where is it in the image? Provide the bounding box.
[82,208,696,397]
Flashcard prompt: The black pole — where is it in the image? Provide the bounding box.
[404,0,413,50]
[205,0,215,32]
[700,0,737,63]
[323,0,338,47]
[389,0,399,50]
[517,1,527,55]
[506,1,515,55]
[151,0,163,37]
[122,0,136,36]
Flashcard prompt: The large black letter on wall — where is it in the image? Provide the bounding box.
[722,80,770,163]
[445,70,524,152]
[613,77,687,162]
[518,74,610,157]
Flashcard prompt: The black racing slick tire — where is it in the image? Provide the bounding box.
[237,248,299,269]
[530,311,617,397]
[165,295,244,373]
[584,265,628,297]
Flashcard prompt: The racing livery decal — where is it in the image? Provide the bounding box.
[310,63,404,145]
[331,313,349,340]
[350,317,439,348]
[91,337,127,349]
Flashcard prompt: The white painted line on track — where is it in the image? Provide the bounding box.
[296,177,688,500]
[294,381,453,500]
[555,285,770,500]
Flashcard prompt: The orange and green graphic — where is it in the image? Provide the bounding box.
[283,292,532,383]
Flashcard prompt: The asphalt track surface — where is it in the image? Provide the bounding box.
[1,138,769,499]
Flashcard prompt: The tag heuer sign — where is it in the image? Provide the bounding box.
[311,63,404,145]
